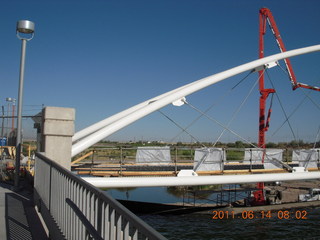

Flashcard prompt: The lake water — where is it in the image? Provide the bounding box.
[139,208,320,240]
[106,186,320,239]
[106,185,249,205]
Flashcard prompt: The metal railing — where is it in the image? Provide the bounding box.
[74,146,320,165]
[73,147,320,175]
[34,152,166,240]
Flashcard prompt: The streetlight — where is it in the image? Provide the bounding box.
[5,98,10,137]
[15,20,35,189]
[6,97,16,133]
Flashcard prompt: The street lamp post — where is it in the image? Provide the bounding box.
[15,20,35,189]
[6,97,16,133]
[5,99,10,137]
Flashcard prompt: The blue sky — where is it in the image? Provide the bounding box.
[1,0,320,144]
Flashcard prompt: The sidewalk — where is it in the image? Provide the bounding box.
[0,181,48,240]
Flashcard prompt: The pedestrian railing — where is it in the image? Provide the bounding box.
[34,152,166,240]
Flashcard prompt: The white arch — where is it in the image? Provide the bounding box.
[72,82,200,142]
[72,44,320,157]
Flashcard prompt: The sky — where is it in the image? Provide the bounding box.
[1,0,320,144]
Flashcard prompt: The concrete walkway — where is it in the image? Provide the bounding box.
[0,182,48,240]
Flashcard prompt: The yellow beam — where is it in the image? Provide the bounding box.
[71,151,94,166]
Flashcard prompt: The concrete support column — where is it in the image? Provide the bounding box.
[41,107,75,170]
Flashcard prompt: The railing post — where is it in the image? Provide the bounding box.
[48,162,52,212]
[97,197,103,237]
[249,149,252,172]
[222,148,225,173]
[120,146,123,177]
[174,147,177,174]
[316,149,320,170]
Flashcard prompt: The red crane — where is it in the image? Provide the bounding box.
[252,7,320,205]
[259,7,320,148]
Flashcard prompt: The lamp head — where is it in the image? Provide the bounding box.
[17,20,35,33]
[16,20,35,40]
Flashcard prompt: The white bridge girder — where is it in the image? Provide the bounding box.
[82,172,320,188]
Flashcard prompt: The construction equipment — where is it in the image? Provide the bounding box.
[253,8,320,206]
[299,188,320,202]
[259,7,320,92]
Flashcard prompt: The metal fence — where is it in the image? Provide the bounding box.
[73,147,320,176]
[74,146,317,165]
[34,152,166,240]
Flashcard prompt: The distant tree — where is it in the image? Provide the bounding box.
[288,139,307,148]
[266,142,277,148]
[288,140,299,148]
[214,141,224,147]
[227,142,235,148]
[235,141,244,148]
[243,142,253,148]
[278,142,287,149]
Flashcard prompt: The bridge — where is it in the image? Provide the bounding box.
[39,45,320,238]
[71,45,320,189]
[1,44,320,239]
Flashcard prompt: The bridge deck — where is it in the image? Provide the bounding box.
[0,181,48,240]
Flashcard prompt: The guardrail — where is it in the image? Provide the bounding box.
[73,147,320,176]
[73,146,320,165]
[34,152,166,240]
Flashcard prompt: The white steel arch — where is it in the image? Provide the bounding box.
[72,44,320,157]
[72,82,199,142]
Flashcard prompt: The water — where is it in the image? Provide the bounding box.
[139,208,320,239]
[107,185,249,205]
[107,187,182,204]
[106,187,320,239]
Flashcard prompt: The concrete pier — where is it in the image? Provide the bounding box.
[38,106,75,170]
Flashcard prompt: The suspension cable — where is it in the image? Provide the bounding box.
[157,110,206,147]
[213,73,260,146]
[277,62,320,110]
[299,87,320,111]
[231,71,254,90]
[273,62,320,145]
[265,70,297,142]
[184,100,258,148]
[170,71,254,143]
[313,125,320,149]
[271,91,311,137]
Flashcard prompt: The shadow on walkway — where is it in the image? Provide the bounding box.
[2,182,48,240]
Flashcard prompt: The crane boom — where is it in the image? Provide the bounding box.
[260,7,320,91]
[254,7,320,206]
